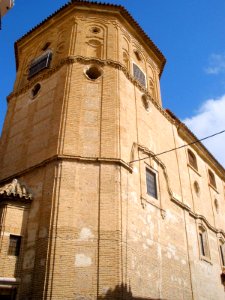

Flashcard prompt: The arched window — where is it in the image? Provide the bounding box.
[188,149,198,170]
[208,169,216,189]
[198,226,210,258]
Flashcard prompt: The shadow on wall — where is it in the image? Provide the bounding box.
[98,284,163,300]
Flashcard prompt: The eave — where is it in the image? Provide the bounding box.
[166,109,225,181]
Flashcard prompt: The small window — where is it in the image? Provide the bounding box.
[194,181,200,196]
[133,63,146,87]
[146,168,157,199]
[219,241,225,266]
[198,227,210,258]
[28,50,52,79]
[8,235,21,256]
[208,169,216,189]
[31,83,41,98]
[42,42,51,51]
[134,50,142,61]
[188,149,198,170]
[85,65,102,80]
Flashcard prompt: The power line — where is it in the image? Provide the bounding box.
[129,129,225,164]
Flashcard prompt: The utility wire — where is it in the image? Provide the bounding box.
[129,129,225,164]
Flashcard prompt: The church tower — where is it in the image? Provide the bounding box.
[1,1,225,300]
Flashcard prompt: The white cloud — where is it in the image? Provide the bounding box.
[205,53,225,75]
[183,95,225,168]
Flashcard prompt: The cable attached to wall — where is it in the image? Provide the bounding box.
[129,129,225,164]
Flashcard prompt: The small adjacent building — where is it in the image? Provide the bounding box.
[0,1,224,299]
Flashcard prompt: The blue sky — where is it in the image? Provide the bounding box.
[1,0,225,166]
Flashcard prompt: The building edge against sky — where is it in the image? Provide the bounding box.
[0,0,14,17]
[0,1,225,299]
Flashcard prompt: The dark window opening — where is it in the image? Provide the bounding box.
[134,50,142,61]
[42,42,51,51]
[85,66,102,80]
[133,63,146,87]
[220,244,225,266]
[146,168,157,199]
[208,169,216,188]
[28,50,52,79]
[8,235,21,256]
[188,149,198,170]
[31,83,41,98]
[199,232,205,256]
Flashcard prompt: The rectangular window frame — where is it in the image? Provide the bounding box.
[219,242,225,267]
[28,51,52,79]
[8,234,22,257]
[146,167,158,199]
[133,62,146,88]
[198,226,211,262]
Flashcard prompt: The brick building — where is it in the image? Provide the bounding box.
[0,1,225,299]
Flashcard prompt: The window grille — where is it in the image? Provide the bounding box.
[146,168,157,199]
[28,50,52,79]
[8,235,21,256]
[188,149,198,170]
[133,63,146,87]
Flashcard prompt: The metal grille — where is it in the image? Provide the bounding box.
[133,63,146,87]
[28,51,52,78]
[146,168,157,199]
[8,235,21,256]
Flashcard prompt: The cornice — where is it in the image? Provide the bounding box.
[166,109,225,181]
[0,178,32,203]
[7,56,224,181]
[14,1,166,74]
[137,144,225,239]
[8,56,171,123]
[0,154,133,186]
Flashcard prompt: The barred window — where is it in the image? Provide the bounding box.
[146,168,157,199]
[8,235,21,256]
[188,149,198,170]
[133,63,146,87]
[208,169,216,189]
[28,50,52,79]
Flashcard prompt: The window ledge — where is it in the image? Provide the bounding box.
[187,163,201,176]
[208,183,219,193]
[141,196,160,210]
[200,256,212,264]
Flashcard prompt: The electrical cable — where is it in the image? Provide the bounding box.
[129,129,225,164]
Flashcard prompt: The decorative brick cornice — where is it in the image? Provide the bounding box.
[8,56,171,124]
[0,154,133,186]
[14,1,166,74]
